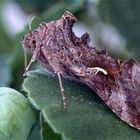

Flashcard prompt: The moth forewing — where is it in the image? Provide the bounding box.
[22,11,140,131]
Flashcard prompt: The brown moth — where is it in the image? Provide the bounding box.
[22,11,140,131]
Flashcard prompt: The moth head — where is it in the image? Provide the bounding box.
[22,16,37,54]
[22,31,36,54]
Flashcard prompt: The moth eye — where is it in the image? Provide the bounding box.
[29,40,36,48]
[61,47,65,51]
[32,40,36,45]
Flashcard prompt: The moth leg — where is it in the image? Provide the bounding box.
[23,47,39,76]
[57,72,67,111]
[26,56,36,71]
[23,56,36,77]
[23,47,28,77]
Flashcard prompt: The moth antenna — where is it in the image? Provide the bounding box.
[57,72,67,111]
[29,16,36,31]
[23,46,28,77]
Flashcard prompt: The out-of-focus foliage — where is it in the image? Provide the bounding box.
[98,0,140,61]
[9,31,28,89]
[0,87,35,140]
[0,54,11,86]
[0,22,13,52]
[15,0,58,13]
[15,0,85,14]
[0,1,13,53]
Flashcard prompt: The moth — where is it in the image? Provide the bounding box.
[22,11,140,131]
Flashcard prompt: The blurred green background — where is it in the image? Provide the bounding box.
[0,0,140,139]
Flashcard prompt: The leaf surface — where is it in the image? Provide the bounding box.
[23,71,140,140]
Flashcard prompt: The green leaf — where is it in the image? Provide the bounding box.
[23,71,140,140]
[40,113,61,140]
[28,121,41,140]
[28,112,61,140]
[0,87,35,140]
